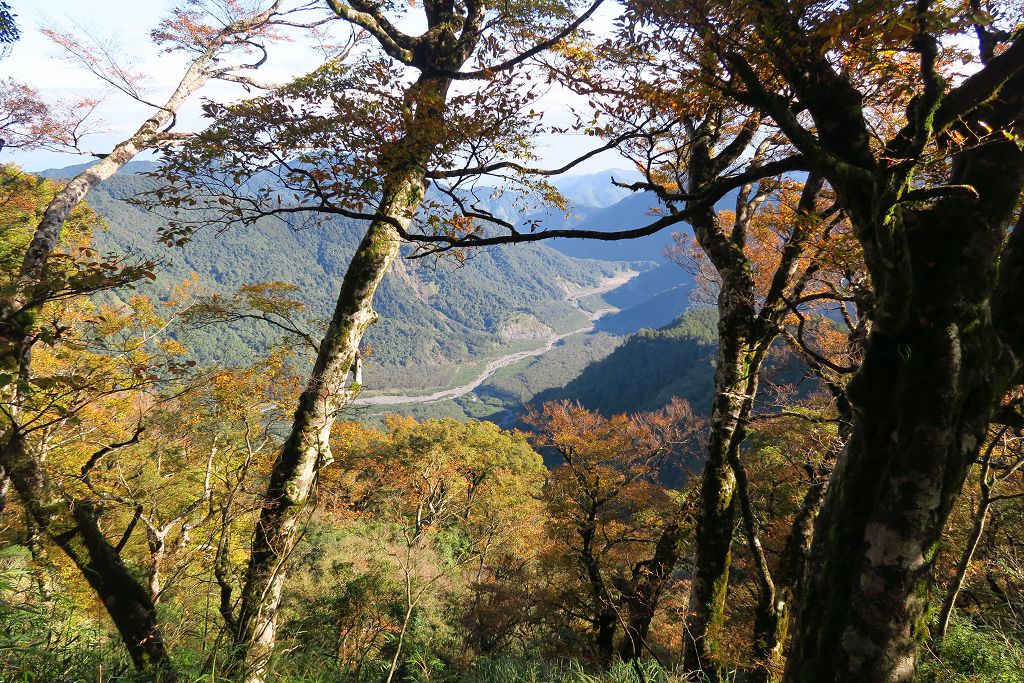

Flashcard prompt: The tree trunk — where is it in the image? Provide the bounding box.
[577,513,619,666]
[0,468,8,520]
[733,25,1024,681]
[784,185,1024,681]
[596,607,619,665]
[731,444,779,683]
[784,329,995,681]
[751,401,847,683]
[224,12,476,671]
[0,54,214,332]
[229,172,424,682]
[680,129,768,683]
[618,522,683,661]
[0,51,224,681]
[0,432,174,676]
[24,509,56,602]
[147,525,168,605]
[683,329,757,681]
[749,477,827,683]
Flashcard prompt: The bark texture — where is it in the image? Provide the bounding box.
[227,4,483,676]
[229,175,424,681]
[681,132,822,681]
[681,125,760,683]
[618,522,684,662]
[771,50,1024,683]
[0,12,277,673]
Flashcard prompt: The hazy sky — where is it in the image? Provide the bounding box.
[1,0,629,174]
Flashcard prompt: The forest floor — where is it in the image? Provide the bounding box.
[353,269,639,406]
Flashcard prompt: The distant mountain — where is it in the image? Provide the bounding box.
[595,286,691,335]
[546,192,673,262]
[594,263,696,334]
[39,159,160,178]
[550,169,644,208]
[545,187,743,264]
[74,169,624,392]
[601,262,694,309]
[539,305,817,419]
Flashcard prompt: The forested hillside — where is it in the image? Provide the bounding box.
[81,170,624,390]
[538,308,718,415]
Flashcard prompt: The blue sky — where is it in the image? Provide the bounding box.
[1,0,628,174]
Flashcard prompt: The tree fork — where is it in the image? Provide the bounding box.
[618,522,684,662]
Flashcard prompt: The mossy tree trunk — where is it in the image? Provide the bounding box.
[228,172,426,681]
[680,127,823,681]
[226,7,482,676]
[785,278,1018,681]
[680,122,761,683]
[708,20,1024,678]
[768,59,1024,683]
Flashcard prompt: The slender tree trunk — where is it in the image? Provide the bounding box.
[0,468,8,520]
[683,330,757,681]
[750,413,848,682]
[24,509,56,601]
[0,55,215,333]
[680,130,768,683]
[618,522,683,661]
[229,172,424,682]
[596,607,619,665]
[936,498,990,642]
[579,516,619,665]
[386,574,417,683]
[0,50,227,681]
[147,525,169,604]
[749,476,827,683]
[680,154,823,681]
[731,445,779,683]
[0,432,174,676]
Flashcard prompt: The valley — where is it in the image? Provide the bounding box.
[68,164,704,420]
[355,269,639,406]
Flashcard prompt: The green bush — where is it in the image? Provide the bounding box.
[918,619,1024,683]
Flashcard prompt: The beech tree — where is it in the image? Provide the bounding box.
[367,5,1012,679]
[434,22,851,676]
[149,1,622,679]
[525,399,699,664]
[412,1,1024,678]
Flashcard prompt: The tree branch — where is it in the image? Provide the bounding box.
[447,0,605,80]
